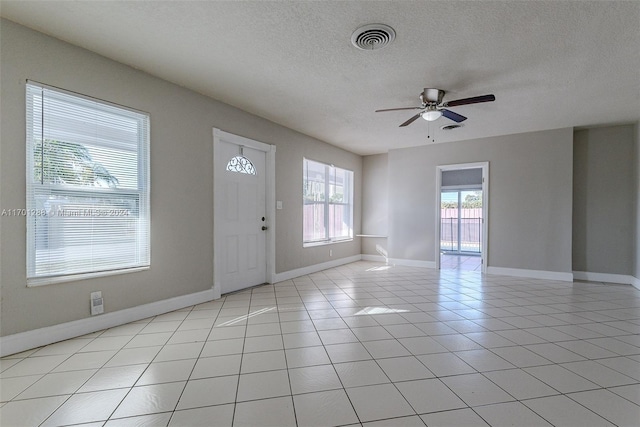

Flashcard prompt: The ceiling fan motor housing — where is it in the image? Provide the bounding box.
[421,88,445,105]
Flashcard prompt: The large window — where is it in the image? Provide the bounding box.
[303,158,353,245]
[26,82,150,285]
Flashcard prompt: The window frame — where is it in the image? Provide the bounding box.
[25,81,150,286]
[303,158,354,246]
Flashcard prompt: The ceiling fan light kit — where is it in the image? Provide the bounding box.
[376,88,495,127]
[422,108,442,121]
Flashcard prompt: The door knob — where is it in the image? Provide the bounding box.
[262,226,268,231]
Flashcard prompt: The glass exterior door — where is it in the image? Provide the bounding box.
[440,190,482,254]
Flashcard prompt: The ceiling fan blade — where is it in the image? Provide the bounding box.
[441,109,467,123]
[399,113,422,127]
[375,106,423,112]
[444,94,495,107]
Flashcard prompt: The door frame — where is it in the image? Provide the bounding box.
[213,128,276,298]
[435,162,489,273]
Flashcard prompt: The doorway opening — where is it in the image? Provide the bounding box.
[436,163,488,272]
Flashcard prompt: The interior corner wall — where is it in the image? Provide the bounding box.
[635,123,640,280]
[387,128,574,273]
[0,19,361,337]
[572,125,636,276]
[361,154,389,256]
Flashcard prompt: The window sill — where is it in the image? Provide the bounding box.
[303,239,353,248]
[27,266,150,287]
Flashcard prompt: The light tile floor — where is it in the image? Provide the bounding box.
[441,254,482,271]
[1,261,640,426]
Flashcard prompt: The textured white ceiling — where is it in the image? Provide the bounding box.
[1,1,639,155]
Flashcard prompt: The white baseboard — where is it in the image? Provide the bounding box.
[388,258,437,269]
[573,271,640,289]
[273,255,363,283]
[486,266,573,282]
[361,254,387,263]
[633,277,640,291]
[0,288,216,357]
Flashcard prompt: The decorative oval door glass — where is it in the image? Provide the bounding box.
[226,155,256,175]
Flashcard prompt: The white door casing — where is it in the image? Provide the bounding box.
[435,162,489,273]
[213,129,276,296]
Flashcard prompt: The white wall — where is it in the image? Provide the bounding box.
[385,128,574,274]
[0,19,362,337]
[573,125,636,276]
[361,154,388,256]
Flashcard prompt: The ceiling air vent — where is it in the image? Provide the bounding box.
[441,124,463,131]
[351,24,396,50]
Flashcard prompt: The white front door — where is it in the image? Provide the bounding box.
[214,131,269,294]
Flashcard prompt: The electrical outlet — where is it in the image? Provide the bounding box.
[90,291,104,315]
[330,249,333,257]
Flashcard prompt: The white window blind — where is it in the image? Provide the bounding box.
[26,82,150,286]
[303,158,353,244]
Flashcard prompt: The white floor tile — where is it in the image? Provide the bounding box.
[325,342,372,363]
[335,360,390,387]
[190,354,241,379]
[42,388,129,426]
[474,401,552,427]
[397,337,448,355]
[104,347,160,367]
[240,349,286,374]
[52,352,116,373]
[0,374,43,402]
[524,364,599,394]
[441,373,514,407]
[483,369,559,400]
[288,364,342,394]
[3,261,640,427]
[236,369,290,401]
[351,326,394,342]
[318,329,359,345]
[523,395,615,427]
[364,415,427,426]
[395,378,466,414]
[234,396,296,426]
[107,412,173,427]
[3,355,69,377]
[244,335,284,353]
[454,349,515,372]
[363,339,412,359]
[294,389,359,427]
[282,332,322,349]
[416,352,476,377]
[17,369,96,399]
[135,359,196,386]
[0,395,69,427]
[567,389,640,427]
[377,356,435,382]
[420,408,489,426]
[609,384,640,406]
[561,360,637,387]
[347,383,415,422]
[176,376,237,410]
[490,346,552,368]
[200,338,243,358]
[285,346,331,369]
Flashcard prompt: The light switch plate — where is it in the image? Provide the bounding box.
[276,200,283,210]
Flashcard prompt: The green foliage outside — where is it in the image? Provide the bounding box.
[34,139,119,187]
[441,191,482,208]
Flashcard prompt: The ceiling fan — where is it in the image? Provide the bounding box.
[376,88,495,127]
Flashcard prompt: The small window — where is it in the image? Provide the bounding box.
[303,158,353,245]
[226,155,256,175]
[26,82,150,285]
